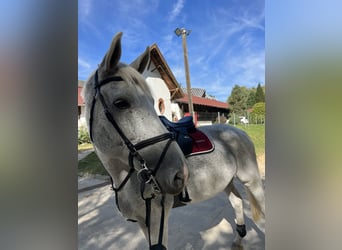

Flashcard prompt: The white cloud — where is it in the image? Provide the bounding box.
[78,58,91,69]
[78,58,93,79]
[79,0,92,19]
[238,11,265,32]
[168,0,185,22]
[226,50,265,87]
[162,34,173,46]
[187,6,264,98]
[116,0,159,16]
[171,65,186,83]
[238,33,253,49]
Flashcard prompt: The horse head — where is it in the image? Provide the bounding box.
[82,32,188,195]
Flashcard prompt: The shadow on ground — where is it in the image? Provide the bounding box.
[78,179,265,250]
[78,186,147,249]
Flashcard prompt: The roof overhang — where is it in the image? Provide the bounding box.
[176,94,230,110]
[149,44,184,100]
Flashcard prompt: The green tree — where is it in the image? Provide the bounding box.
[246,90,256,109]
[227,85,249,115]
[255,83,265,103]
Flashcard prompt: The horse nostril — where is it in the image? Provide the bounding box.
[174,172,184,188]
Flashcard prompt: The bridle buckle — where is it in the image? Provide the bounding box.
[137,165,152,183]
[137,164,161,195]
[149,175,162,194]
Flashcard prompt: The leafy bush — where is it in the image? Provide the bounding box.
[78,127,91,145]
[251,102,265,124]
[248,113,265,124]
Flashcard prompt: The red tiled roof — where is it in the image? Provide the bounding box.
[78,86,84,106]
[176,94,229,109]
[181,87,206,97]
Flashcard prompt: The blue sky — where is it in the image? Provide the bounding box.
[78,0,264,102]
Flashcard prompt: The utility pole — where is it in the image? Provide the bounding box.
[175,27,194,117]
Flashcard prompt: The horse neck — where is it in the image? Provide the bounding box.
[96,147,131,175]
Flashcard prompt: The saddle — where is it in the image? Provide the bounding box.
[159,116,215,205]
[159,116,214,157]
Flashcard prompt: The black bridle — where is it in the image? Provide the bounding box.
[88,69,174,249]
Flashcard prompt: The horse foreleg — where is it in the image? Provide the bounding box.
[225,182,247,238]
[137,196,172,250]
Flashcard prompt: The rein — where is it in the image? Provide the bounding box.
[89,70,173,249]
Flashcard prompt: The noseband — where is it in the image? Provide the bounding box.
[88,70,175,196]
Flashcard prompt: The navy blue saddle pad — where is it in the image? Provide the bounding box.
[159,116,195,155]
[159,116,195,131]
[159,116,214,156]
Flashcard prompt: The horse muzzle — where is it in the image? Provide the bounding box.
[161,163,188,195]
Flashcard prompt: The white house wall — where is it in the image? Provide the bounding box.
[171,103,183,121]
[142,62,173,120]
[78,106,87,128]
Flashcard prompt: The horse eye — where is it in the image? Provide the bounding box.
[113,99,130,109]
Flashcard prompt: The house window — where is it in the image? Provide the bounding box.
[158,98,165,114]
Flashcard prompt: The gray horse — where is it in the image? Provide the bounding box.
[82,32,265,250]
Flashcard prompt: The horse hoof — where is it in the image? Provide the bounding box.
[236,224,247,238]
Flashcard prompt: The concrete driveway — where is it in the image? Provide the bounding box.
[78,178,265,250]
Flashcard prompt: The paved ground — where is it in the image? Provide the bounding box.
[78,149,265,249]
[78,180,265,249]
[78,149,94,161]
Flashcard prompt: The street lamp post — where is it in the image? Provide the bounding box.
[174,27,194,118]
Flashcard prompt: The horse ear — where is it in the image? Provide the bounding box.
[130,46,150,74]
[100,32,123,71]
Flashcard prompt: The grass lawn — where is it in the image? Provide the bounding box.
[234,124,265,176]
[78,152,108,176]
[78,124,265,176]
[234,124,265,156]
